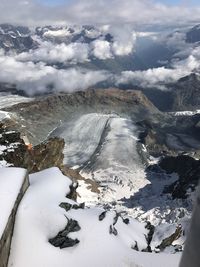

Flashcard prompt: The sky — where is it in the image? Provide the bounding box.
[158,0,200,5]
[41,0,200,6]
[0,0,200,27]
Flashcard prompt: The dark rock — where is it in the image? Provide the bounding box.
[123,218,130,225]
[64,219,81,234]
[109,225,118,236]
[145,221,155,252]
[49,218,81,249]
[67,183,78,201]
[112,227,118,236]
[59,202,85,212]
[59,203,72,212]
[113,213,119,225]
[156,225,182,251]
[50,236,80,249]
[160,156,200,199]
[73,203,85,210]
[99,211,107,221]
[131,241,139,251]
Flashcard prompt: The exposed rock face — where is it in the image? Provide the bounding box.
[25,137,65,173]
[139,73,200,112]
[158,155,200,199]
[170,73,200,111]
[156,225,183,251]
[0,123,27,167]
[137,114,200,158]
[0,123,65,173]
[0,24,37,52]
[0,171,29,267]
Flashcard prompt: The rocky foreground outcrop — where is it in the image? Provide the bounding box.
[0,122,65,173]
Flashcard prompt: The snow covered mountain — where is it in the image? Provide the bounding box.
[1,22,200,267]
[0,24,36,52]
[0,88,200,263]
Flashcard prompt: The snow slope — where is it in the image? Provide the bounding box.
[0,93,33,109]
[50,113,193,235]
[51,113,111,166]
[81,116,147,201]
[0,167,27,238]
[8,167,181,267]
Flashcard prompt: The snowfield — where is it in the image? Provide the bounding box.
[0,93,33,109]
[8,167,181,267]
[0,167,27,239]
[51,113,111,166]
[80,116,148,201]
[48,113,194,253]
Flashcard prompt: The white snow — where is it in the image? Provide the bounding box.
[0,160,13,167]
[0,93,33,109]
[81,116,148,201]
[52,113,111,166]
[51,114,194,231]
[0,145,7,155]
[170,110,200,116]
[0,167,27,239]
[8,167,181,267]
[43,29,72,37]
[0,111,11,120]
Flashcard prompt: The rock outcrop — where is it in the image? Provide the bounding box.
[0,123,65,173]
[160,156,200,199]
[24,137,65,173]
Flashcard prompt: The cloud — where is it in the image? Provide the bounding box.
[0,49,109,95]
[91,40,112,60]
[17,41,89,64]
[0,0,200,27]
[15,24,137,64]
[110,25,137,56]
[116,55,200,89]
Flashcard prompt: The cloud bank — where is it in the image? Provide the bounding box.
[116,55,200,89]
[0,49,109,95]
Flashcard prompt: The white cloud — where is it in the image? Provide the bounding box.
[91,40,112,60]
[110,25,137,56]
[15,25,137,64]
[0,49,109,95]
[116,55,200,88]
[17,42,89,64]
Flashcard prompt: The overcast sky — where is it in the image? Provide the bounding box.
[0,0,200,27]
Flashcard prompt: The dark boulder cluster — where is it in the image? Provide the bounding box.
[49,218,81,249]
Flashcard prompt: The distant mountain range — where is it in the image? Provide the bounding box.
[1,23,200,112]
